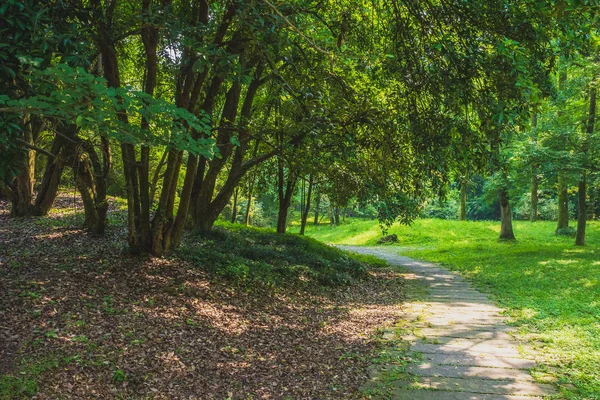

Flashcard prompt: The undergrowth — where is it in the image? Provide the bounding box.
[179,223,370,288]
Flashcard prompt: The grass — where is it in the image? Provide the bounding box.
[303,217,600,400]
[0,354,77,399]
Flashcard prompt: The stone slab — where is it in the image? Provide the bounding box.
[421,353,537,370]
[404,329,514,341]
[406,310,504,325]
[414,317,505,326]
[401,335,517,345]
[411,342,524,358]
[392,377,555,396]
[390,389,543,400]
[427,294,492,300]
[405,308,503,317]
[406,364,535,381]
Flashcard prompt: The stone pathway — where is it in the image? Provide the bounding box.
[341,246,556,400]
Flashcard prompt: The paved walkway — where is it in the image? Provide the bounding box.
[341,246,556,400]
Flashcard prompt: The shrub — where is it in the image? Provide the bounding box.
[555,226,576,237]
[178,225,368,288]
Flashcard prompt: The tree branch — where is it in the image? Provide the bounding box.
[15,138,56,158]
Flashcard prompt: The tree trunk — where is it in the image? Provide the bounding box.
[121,142,141,248]
[149,148,168,206]
[193,79,243,230]
[498,188,515,240]
[69,135,110,236]
[313,193,321,225]
[576,85,596,246]
[329,204,335,225]
[276,181,295,234]
[459,178,467,220]
[244,175,255,226]
[231,187,238,223]
[151,149,181,255]
[529,113,538,222]
[32,136,66,216]
[556,174,569,231]
[138,0,159,249]
[74,154,99,230]
[299,174,313,235]
[276,153,296,234]
[555,66,569,232]
[149,6,224,255]
[191,63,269,234]
[334,207,340,225]
[10,115,43,216]
[575,176,587,246]
[530,165,538,222]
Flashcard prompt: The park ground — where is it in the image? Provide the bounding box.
[0,196,406,399]
[302,217,600,400]
[2,198,600,399]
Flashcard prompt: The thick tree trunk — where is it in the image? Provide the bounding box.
[12,151,35,216]
[498,188,515,240]
[459,178,467,221]
[530,165,538,222]
[299,174,313,235]
[334,207,340,225]
[556,174,569,231]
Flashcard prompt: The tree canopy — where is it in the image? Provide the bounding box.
[1,0,599,253]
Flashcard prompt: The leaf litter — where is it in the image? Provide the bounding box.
[0,195,405,399]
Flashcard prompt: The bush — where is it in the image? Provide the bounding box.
[556,226,577,237]
[178,224,368,288]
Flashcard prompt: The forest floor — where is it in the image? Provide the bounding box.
[0,195,407,399]
[305,218,600,400]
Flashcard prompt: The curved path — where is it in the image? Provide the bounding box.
[341,246,556,400]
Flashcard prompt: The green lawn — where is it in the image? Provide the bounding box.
[302,218,600,400]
